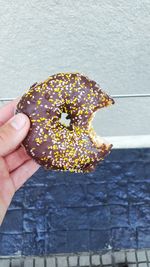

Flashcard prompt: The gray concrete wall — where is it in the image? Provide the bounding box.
[0,0,149,136]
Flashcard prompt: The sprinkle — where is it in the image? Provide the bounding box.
[37,100,41,105]
[18,72,114,173]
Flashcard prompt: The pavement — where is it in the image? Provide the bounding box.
[0,249,150,266]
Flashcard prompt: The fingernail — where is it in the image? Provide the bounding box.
[10,114,27,130]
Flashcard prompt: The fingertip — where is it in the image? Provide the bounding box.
[10,113,30,131]
[0,113,31,157]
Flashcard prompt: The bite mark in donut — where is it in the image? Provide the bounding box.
[16,73,114,172]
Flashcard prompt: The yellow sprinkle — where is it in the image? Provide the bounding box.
[53,145,58,149]
[37,100,41,105]
[35,138,42,144]
[54,88,60,92]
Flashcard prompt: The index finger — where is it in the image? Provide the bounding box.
[0,99,19,125]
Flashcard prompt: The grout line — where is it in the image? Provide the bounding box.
[135,249,139,267]
[66,255,69,267]
[89,253,92,267]
[145,250,150,267]
[77,255,80,267]
[55,256,58,267]
[111,251,115,267]
[124,250,128,267]
[99,253,103,267]
[44,257,46,267]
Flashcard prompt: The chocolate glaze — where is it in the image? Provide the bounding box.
[16,72,114,172]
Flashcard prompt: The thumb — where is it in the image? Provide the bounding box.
[0,113,30,157]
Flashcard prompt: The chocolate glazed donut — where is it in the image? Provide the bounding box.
[16,73,115,172]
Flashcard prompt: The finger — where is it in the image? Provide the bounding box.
[4,146,31,172]
[0,156,15,207]
[10,159,40,190]
[0,156,15,226]
[0,113,30,157]
[0,199,7,226]
[0,99,19,125]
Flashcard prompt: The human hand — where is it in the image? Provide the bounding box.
[0,100,39,225]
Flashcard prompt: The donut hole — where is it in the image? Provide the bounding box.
[60,112,71,127]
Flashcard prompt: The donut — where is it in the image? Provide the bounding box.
[16,72,114,172]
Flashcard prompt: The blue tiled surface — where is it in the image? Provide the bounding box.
[0,148,150,255]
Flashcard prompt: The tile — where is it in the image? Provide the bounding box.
[23,232,45,256]
[111,228,137,249]
[138,228,150,247]
[113,251,125,263]
[0,234,23,255]
[68,256,78,266]
[102,252,112,265]
[138,263,147,267]
[46,257,56,267]
[110,205,129,228]
[0,210,23,233]
[79,255,90,266]
[23,209,46,232]
[90,230,111,251]
[137,250,147,262]
[11,259,22,267]
[67,230,89,252]
[0,259,10,267]
[67,207,89,230]
[57,256,68,267]
[45,231,67,254]
[88,206,110,229]
[87,183,108,205]
[91,255,100,266]
[24,258,34,267]
[126,251,136,263]
[107,182,128,205]
[34,258,45,267]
